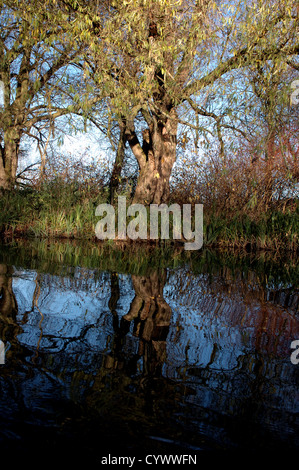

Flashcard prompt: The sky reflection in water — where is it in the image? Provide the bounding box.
[0,242,298,461]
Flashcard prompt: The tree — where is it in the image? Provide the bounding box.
[58,0,298,205]
[0,0,90,189]
[246,62,298,164]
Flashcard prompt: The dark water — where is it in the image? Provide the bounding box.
[0,239,298,463]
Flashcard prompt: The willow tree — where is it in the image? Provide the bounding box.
[245,62,299,162]
[78,0,298,204]
[0,0,90,190]
[6,0,299,201]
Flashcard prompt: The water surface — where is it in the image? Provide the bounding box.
[0,240,298,462]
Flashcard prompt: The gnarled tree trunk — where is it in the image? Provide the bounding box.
[126,108,178,206]
[0,127,20,190]
[0,158,9,190]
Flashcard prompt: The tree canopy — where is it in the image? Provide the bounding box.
[0,0,298,200]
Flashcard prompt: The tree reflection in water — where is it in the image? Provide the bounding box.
[0,249,298,459]
[105,271,172,380]
[0,264,19,353]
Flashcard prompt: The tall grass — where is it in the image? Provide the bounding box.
[171,150,298,252]
[0,181,106,239]
[201,209,298,251]
[1,149,298,252]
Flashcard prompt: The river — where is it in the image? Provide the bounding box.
[0,239,298,463]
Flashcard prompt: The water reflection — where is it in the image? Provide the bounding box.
[0,264,19,353]
[0,264,18,319]
[106,271,172,378]
[0,243,299,460]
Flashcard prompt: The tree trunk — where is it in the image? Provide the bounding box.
[0,159,10,190]
[127,109,178,206]
[0,128,20,190]
[109,123,126,204]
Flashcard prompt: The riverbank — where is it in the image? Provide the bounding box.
[0,186,298,252]
[0,236,298,284]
